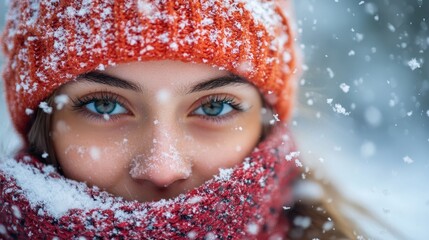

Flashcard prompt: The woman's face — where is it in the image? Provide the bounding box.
[51,60,263,202]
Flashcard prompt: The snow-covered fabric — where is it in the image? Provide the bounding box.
[0,124,299,239]
[1,0,297,138]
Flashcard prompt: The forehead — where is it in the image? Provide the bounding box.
[103,60,229,91]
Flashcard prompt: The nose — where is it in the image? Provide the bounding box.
[129,124,192,188]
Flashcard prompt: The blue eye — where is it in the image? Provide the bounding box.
[194,101,234,117]
[192,96,246,119]
[71,92,130,120]
[85,100,127,115]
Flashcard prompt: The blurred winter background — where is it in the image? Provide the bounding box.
[0,1,427,239]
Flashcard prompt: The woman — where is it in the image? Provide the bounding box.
[0,0,361,239]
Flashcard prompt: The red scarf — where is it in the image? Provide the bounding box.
[0,124,299,239]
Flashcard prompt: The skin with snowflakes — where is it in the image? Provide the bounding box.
[1,0,363,239]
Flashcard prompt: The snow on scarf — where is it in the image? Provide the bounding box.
[0,124,299,239]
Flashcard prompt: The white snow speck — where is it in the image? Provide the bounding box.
[169,42,178,51]
[339,83,350,93]
[54,94,69,110]
[137,0,157,16]
[348,50,355,56]
[234,126,243,131]
[201,17,213,26]
[365,3,378,15]
[403,156,414,164]
[273,114,280,122]
[205,232,216,240]
[187,231,197,240]
[103,113,110,121]
[237,61,254,74]
[323,221,334,231]
[407,58,421,70]
[361,141,376,158]
[358,1,365,5]
[25,108,34,115]
[333,104,350,116]
[0,224,6,234]
[327,99,351,116]
[326,68,335,78]
[187,196,203,204]
[215,168,234,181]
[96,64,105,71]
[156,89,171,103]
[285,151,300,161]
[246,222,259,235]
[387,23,396,32]
[39,102,53,114]
[293,216,311,229]
[55,120,70,133]
[42,152,49,159]
[355,33,364,42]
[89,147,101,161]
[295,159,303,168]
[11,205,22,219]
[426,110,429,117]
[407,111,413,117]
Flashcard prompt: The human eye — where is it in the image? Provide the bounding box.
[191,95,246,121]
[71,91,129,119]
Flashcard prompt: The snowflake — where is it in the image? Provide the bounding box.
[407,58,421,70]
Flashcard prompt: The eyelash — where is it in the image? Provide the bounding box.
[191,95,246,122]
[71,92,247,123]
[71,91,130,121]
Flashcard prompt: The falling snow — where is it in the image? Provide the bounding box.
[25,108,34,115]
[54,94,69,110]
[0,225,6,234]
[407,58,421,70]
[387,23,396,32]
[403,156,414,164]
[339,83,350,93]
[246,222,259,235]
[326,67,335,78]
[38,102,53,114]
[0,1,428,239]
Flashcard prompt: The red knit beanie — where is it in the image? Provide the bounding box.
[1,0,297,138]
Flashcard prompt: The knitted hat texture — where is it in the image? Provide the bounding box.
[1,0,297,137]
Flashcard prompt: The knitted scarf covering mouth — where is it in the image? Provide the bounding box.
[0,124,299,239]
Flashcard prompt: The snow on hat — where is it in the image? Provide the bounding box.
[1,0,297,138]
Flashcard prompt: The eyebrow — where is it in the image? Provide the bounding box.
[77,71,248,94]
[77,71,142,92]
[187,74,248,94]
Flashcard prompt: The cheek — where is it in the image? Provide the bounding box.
[192,119,262,177]
[52,120,133,188]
